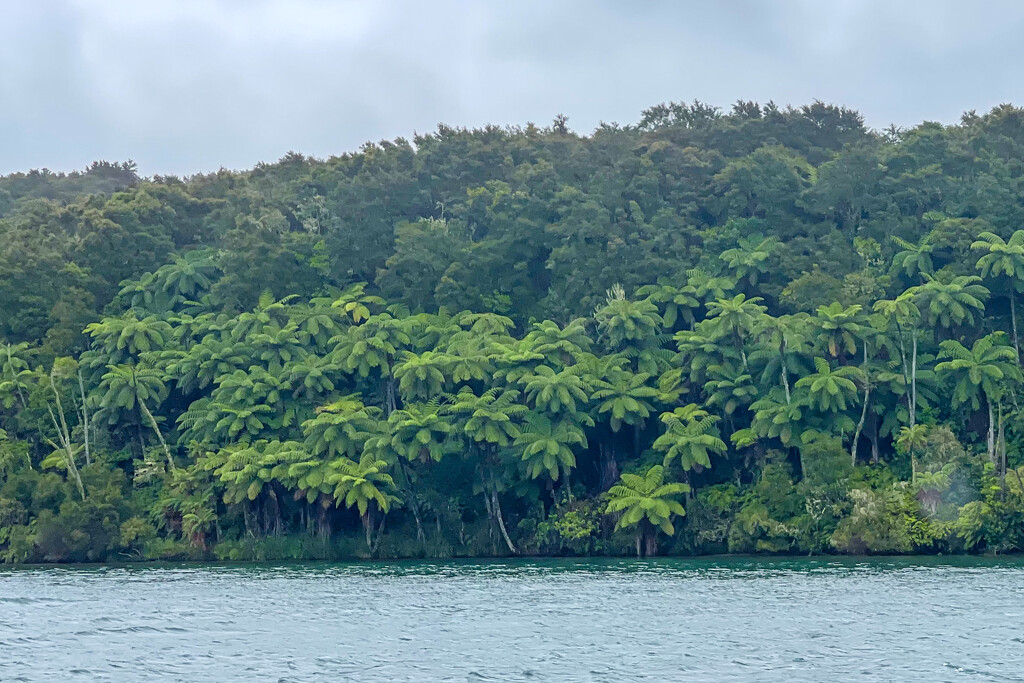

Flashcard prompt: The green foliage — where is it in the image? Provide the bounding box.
[3,99,1024,562]
[795,357,863,413]
[653,405,727,471]
[533,496,603,555]
[515,414,586,482]
[937,333,1020,410]
[912,273,988,331]
[328,453,399,517]
[605,465,689,556]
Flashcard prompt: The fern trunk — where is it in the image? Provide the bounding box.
[363,510,374,552]
[491,488,517,554]
[46,396,85,502]
[78,371,91,467]
[987,398,996,463]
[599,441,619,491]
[1012,291,1020,365]
[140,399,175,471]
[644,524,658,557]
[910,333,918,427]
[852,345,870,466]
[399,460,425,544]
[998,403,1007,492]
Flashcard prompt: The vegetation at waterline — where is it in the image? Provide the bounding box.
[3,100,1024,562]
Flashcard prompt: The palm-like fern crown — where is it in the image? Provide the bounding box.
[793,357,864,413]
[654,404,727,470]
[912,272,989,329]
[605,465,689,535]
[937,332,1022,408]
[719,234,780,284]
[890,235,935,278]
[327,453,399,515]
[447,387,527,446]
[972,230,1024,285]
[594,287,664,350]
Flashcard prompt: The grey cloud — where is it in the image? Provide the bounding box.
[1,0,1023,176]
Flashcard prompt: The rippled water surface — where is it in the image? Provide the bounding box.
[3,556,1024,681]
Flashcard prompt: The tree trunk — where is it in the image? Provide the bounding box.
[852,392,869,467]
[910,333,918,427]
[78,371,91,467]
[781,365,791,405]
[480,470,497,553]
[894,324,911,424]
[46,388,86,501]
[852,345,870,466]
[998,403,1007,493]
[479,457,518,555]
[867,412,880,465]
[399,461,425,544]
[363,510,374,551]
[987,398,996,463]
[371,512,387,554]
[46,435,86,501]
[644,525,658,557]
[261,497,271,536]
[600,443,619,491]
[1012,289,1020,365]
[491,487,517,554]
[243,504,255,537]
[385,378,398,417]
[317,501,331,541]
[140,399,175,471]
[269,487,282,536]
[410,498,425,545]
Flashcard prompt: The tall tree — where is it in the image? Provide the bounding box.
[653,405,727,471]
[95,363,175,470]
[972,230,1024,361]
[936,333,1021,462]
[605,465,689,557]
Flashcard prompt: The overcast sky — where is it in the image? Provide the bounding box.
[2,0,1022,177]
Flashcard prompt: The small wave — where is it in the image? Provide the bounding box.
[943,662,1018,680]
[74,624,191,636]
[0,596,68,605]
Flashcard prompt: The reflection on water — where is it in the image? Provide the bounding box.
[2,556,1023,681]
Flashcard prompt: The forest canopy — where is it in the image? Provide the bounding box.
[3,99,1024,562]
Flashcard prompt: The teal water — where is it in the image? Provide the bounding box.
[2,556,1023,681]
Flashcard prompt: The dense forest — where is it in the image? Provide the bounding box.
[2,100,1024,562]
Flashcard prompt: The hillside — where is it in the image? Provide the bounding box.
[1,100,1023,562]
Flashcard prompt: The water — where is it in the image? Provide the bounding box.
[2,556,1024,681]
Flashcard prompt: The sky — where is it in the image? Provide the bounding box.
[1,0,1022,177]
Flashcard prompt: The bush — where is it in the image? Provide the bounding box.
[679,484,739,554]
[728,462,804,553]
[33,497,122,562]
[533,497,603,555]
[119,517,158,559]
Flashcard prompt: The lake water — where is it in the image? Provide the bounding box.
[2,556,1023,681]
